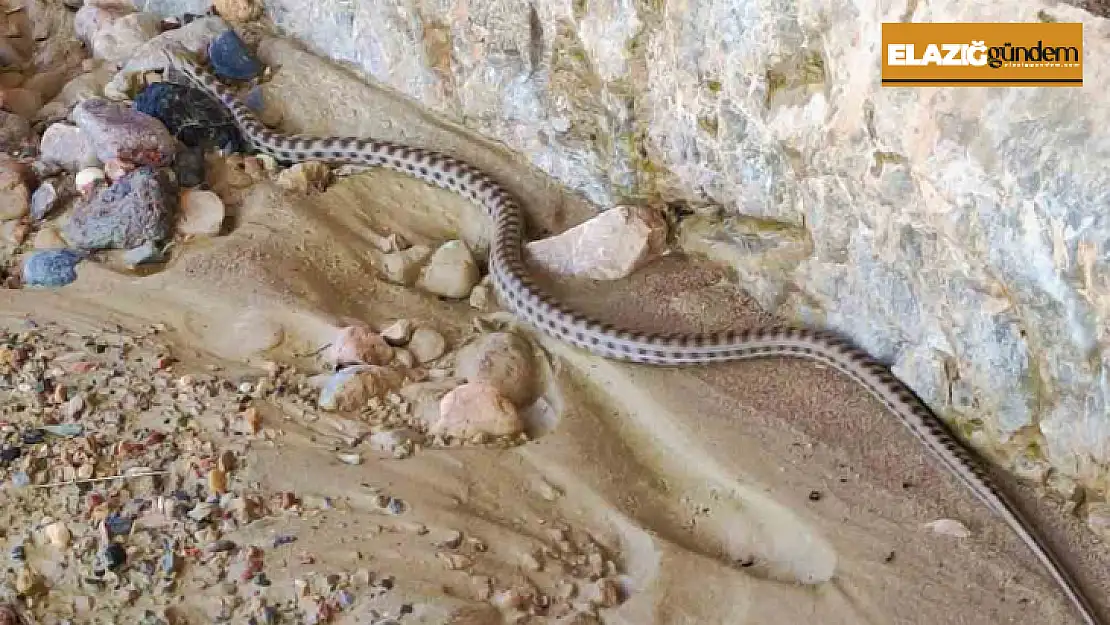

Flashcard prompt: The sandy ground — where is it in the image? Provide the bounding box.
[8,35,1110,624]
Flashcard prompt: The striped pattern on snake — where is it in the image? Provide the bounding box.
[161,44,1101,625]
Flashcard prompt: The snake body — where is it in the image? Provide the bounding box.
[163,47,1100,624]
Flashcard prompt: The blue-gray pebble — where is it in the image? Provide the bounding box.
[22,249,83,287]
[209,29,261,80]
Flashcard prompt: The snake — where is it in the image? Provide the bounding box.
[160,44,1101,625]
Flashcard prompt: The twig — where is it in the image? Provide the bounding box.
[31,470,169,489]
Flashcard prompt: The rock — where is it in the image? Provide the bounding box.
[208,29,261,80]
[1,88,43,118]
[75,167,107,195]
[214,0,263,22]
[318,366,405,412]
[44,521,71,548]
[380,244,432,286]
[133,82,244,153]
[51,68,113,109]
[103,159,135,182]
[91,12,163,64]
[432,382,523,439]
[457,332,539,407]
[244,85,283,126]
[923,518,971,539]
[368,428,424,453]
[74,5,120,46]
[22,249,84,287]
[174,145,206,187]
[408,326,446,363]
[0,164,29,220]
[176,189,225,236]
[40,124,99,170]
[122,241,163,266]
[416,240,481,299]
[525,206,667,281]
[380,319,414,346]
[32,227,67,250]
[276,161,330,193]
[72,98,178,166]
[326,325,394,367]
[21,68,69,102]
[63,166,177,250]
[31,179,70,221]
[468,278,496,311]
[0,111,29,152]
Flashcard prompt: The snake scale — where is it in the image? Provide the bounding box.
[162,45,1100,624]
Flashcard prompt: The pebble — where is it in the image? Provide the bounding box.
[0,111,29,152]
[525,205,669,280]
[276,161,330,193]
[30,179,67,221]
[72,98,178,167]
[380,245,432,286]
[133,82,244,153]
[416,240,481,299]
[91,12,163,64]
[1,88,43,119]
[380,319,414,346]
[326,325,394,367]
[100,543,127,570]
[74,5,120,46]
[22,249,85,287]
[208,29,261,80]
[317,366,405,412]
[122,241,163,266]
[923,518,971,538]
[39,123,99,170]
[468,278,496,311]
[75,166,107,195]
[457,332,539,406]
[0,163,29,220]
[432,382,524,439]
[592,577,623,608]
[44,521,71,548]
[408,326,446,363]
[173,145,207,187]
[63,166,178,250]
[336,452,362,465]
[176,189,225,236]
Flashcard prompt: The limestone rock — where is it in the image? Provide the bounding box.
[408,326,446,363]
[432,382,524,439]
[176,188,225,236]
[417,240,481,298]
[525,206,668,281]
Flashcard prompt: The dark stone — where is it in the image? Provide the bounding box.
[21,249,84,287]
[133,82,244,154]
[20,429,44,445]
[63,166,177,251]
[173,145,206,187]
[0,447,19,462]
[101,543,127,570]
[208,29,261,80]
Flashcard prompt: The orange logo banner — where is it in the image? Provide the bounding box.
[881,22,1083,87]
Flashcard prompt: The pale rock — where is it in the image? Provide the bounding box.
[380,244,431,286]
[392,348,416,368]
[0,163,29,220]
[408,326,446,363]
[276,161,330,193]
[525,206,667,281]
[103,158,134,181]
[380,318,414,345]
[317,365,405,412]
[432,382,523,439]
[75,167,107,196]
[468,277,496,311]
[457,332,539,407]
[40,124,99,171]
[176,189,225,236]
[326,325,394,367]
[33,227,67,250]
[92,12,163,65]
[52,68,113,109]
[44,521,71,548]
[1,88,43,119]
[74,5,122,46]
[417,240,481,298]
[368,428,424,452]
[923,518,971,539]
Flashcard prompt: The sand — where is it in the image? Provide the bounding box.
[8,35,1110,624]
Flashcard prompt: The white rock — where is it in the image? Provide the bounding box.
[432,382,524,439]
[368,428,425,452]
[469,278,496,311]
[416,240,481,298]
[75,167,106,196]
[91,12,164,65]
[923,518,971,539]
[408,326,446,363]
[525,205,668,281]
[457,332,539,407]
[380,319,414,345]
[40,124,99,171]
[177,189,226,236]
[380,244,431,286]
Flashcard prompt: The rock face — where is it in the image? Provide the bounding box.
[139,1,1110,490]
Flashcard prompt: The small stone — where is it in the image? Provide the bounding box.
[592,578,623,608]
[368,428,424,453]
[317,366,405,411]
[0,220,27,245]
[174,145,207,187]
[392,348,416,368]
[63,165,177,250]
[0,165,29,220]
[177,189,225,236]
[416,240,481,299]
[72,98,177,167]
[432,382,524,439]
[122,241,163,266]
[276,161,330,193]
[923,518,970,539]
[208,468,228,495]
[381,319,414,346]
[327,325,394,367]
[457,332,539,406]
[22,249,84,287]
[436,552,473,571]
[244,85,282,126]
[30,179,67,221]
[468,279,496,311]
[408,326,446,363]
[103,158,134,181]
[75,167,107,195]
[40,124,99,170]
[521,552,542,572]
[1,88,42,119]
[336,452,362,465]
[75,5,122,46]
[381,245,433,286]
[91,12,162,64]
[0,111,29,151]
[214,0,263,22]
[525,205,668,280]
[100,543,127,570]
[208,29,261,80]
